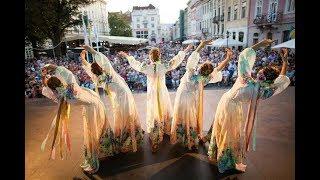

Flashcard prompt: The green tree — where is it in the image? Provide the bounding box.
[108,12,132,37]
[25,0,93,57]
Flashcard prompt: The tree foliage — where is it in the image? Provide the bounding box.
[108,12,132,37]
[25,0,93,57]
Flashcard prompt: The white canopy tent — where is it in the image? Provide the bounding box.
[272,39,295,49]
[210,38,243,47]
[182,39,199,44]
[62,35,148,45]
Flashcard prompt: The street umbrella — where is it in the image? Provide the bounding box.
[210,38,242,47]
[182,39,199,44]
[272,39,295,49]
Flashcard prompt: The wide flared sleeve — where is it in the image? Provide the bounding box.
[126,56,149,74]
[238,47,256,80]
[55,66,78,86]
[164,51,186,71]
[272,75,290,95]
[42,86,59,103]
[186,51,201,70]
[93,52,114,74]
[259,75,291,99]
[208,68,223,84]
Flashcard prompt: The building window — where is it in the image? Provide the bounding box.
[233,32,236,39]
[221,23,224,33]
[253,38,258,45]
[286,0,295,13]
[239,32,244,42]
[269,0,278,17]
[137,18,140,22]
[137,24,140,28]
[144,31,148,34]
[255,0,263,16]
[217,24,220,34]
[214,25,216,34]
[152,30,155,34]
[144,35,148,38]
[136,31,140,34]
[282,30,290,42]
[227,7,231,21]
[152,24,155,28]
[234,4,238,20]
[241,1,246,18]
[137,35,140,38]
[151,17,154,21]
[218,7,220,17]
[144,24,147,28]
[267,32,273,39]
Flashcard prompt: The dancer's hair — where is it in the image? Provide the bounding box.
[47,76,63,90]
[91,62,103,76]
[149,47,161,62]
[199,62,214,77]
[258,66,280,82]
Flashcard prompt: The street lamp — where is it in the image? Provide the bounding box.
[226,31,230,48]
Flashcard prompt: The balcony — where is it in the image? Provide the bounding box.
[253,11,283,27]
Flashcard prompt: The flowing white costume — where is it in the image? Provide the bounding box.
[170,51,222,149]
[82,51,144,154]
[41,66,114,173]
[125,51,186,147]
[207,48,290,173]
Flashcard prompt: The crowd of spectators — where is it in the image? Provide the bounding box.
[25,42,295,98]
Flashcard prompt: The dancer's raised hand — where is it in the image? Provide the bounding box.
[280,48,288,61]
[280,48,289,75]
[225,48,233,59]
[118,51,129,58]
[80,50,89,66]
[200,39,213,46]
[196,39,213,52]
[184,44,193,52]
[260,39,274,47]
[81,44,96,54]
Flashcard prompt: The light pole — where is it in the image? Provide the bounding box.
[226,31,230,48]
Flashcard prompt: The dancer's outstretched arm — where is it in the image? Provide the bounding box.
[186,39,213,70]
[166,44,193,71]
[80,50,90,66]
[251,39,274,51]
[215,48,233,72]
[82,45,97,55]
[280,48,288,75]
[260,48,290,99]
[119,51,148,74]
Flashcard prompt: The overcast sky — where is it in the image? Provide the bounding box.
[107,0,189,24]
